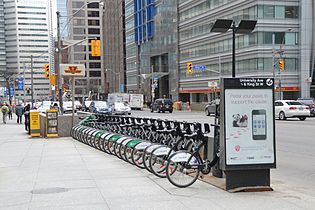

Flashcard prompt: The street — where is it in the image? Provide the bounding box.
[132,110,315,197]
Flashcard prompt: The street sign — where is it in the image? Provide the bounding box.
[193,65,207,70]
[61,64,85,77]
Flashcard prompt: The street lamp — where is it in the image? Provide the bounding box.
[56,0,104,114]
[211,19,257,78]
[106,68,122,93]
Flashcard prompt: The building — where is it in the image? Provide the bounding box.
[125,0,178,102]
[103,0,125,94]
[178,0,314,102]
[4,0,51,102]
[0,0,5,76]
[57,0,68,39]
[67,0,105,100]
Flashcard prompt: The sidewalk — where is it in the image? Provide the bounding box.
[0,117,314,210]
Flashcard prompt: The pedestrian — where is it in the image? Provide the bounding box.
[23,104,30,132]
[1,102,9,124]
[8,104,13,120]
[15,102,24,124]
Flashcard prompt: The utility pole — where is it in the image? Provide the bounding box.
[57,11,63,114]
[31,55,34,108]
[232,21,236,78]
[23,62,26,103]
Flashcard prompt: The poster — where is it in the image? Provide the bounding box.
[224,78,275,165]
[30,111,40,137]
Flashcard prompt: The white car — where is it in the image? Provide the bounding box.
[275,100,310,121]
[113,102,131,115]
[37,104,51,113]
[63,101,75,114]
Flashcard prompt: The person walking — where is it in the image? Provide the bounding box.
[15,102,24,124]
[8,104,13,120]
[23,104,30,132]
[1,102,9,124]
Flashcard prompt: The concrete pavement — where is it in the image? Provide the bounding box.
[0,116,315,210]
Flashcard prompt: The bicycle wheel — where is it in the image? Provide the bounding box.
[149,146,172,178]
[166,151,200,188]
[142,144,161,173]
[132,142,152,169]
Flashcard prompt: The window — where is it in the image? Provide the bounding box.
[87,2,99,8]
[263,5,274,18]
[285,6,298,18]
[90,71,101,77]
[88,19,99,26]
[73,28,85,34]
[275,6,285,19]
[72,2,84,8]
[88,11,99,17]
[88,28,100,34]
[73,19,85,26]
[89,62,101,68]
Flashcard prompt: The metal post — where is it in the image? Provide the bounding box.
[23,62,26,103]
[57,11,63,114]
[232,21,236,78]
[71,77,75,128]
[151,65,154,102]
[31,55,34,108]
[272,33,275,78]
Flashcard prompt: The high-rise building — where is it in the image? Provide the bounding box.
[4,0,51,102]
[103,0,125,94]
[67,0,104,100]
[178,0,315,102]
[125,0,178,102]
[57,0,68,39]
[0,0,5,76]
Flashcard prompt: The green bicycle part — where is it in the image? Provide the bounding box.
[126,139,142,148]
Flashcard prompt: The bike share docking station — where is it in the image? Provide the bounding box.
[208,78,276,192]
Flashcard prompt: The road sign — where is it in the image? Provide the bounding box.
[17,78,24,91]
[61,64,85,77]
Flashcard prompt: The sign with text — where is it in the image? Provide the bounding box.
[30,110,40,137]
[61,64,85,77]
[46,109,58,137]
[17,78,24,91]
[222,78,275,168]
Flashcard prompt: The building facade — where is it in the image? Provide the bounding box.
[103,0,125,94]
[0,0,5,76]
[125,0,178,102]
[67,0,105,100]
[57,0,68,39]
[4,0,51,102]
[178,0,314,102]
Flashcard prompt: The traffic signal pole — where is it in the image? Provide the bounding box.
[57,11,63,114]
[31,55,34,108]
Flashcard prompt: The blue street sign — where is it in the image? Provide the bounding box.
[193,65,207,70]
[17,78,24,91]
[10,86,14,97]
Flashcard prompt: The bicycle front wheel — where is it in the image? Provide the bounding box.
[166,152,200,188]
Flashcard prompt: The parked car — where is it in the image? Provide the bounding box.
[83,100,92,112]
[112,102,131,115]
[63,101,74,114]
[74,101,83,111]
[297,98,315,116]
[89,101,112,114]
[274,100,310,121]
[151,99,173,113]
[205,99,220,116]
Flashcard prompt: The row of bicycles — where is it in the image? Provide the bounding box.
[71,114,219,188]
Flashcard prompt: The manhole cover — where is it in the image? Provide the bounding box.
[31,187,68,194]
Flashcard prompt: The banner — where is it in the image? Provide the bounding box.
[17,78,24,91]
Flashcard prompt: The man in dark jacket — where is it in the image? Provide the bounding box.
[15,102,24,124]
[23,104,30,132]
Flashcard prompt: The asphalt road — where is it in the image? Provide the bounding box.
[132,109,315,196]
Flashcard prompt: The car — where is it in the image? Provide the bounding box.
[83,101,92,112]
[63,101,75,114]
[89,101,112,114]
[205,99,220,116]
[37,104,51,113]
[151,99,173,113]
[112,102,131,115]
[74,101,83,111]
[297,98,315,116]
[274,100,310,121]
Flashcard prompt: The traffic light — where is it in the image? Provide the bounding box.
[279,59,284,72]
[187,62,193,74]
[44,64,50,78]
[91,39,101,56]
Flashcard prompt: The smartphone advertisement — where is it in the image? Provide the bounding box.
[224,80,275,166]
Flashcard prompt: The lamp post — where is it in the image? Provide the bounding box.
[211,19,257,78]
[106,68,122,93]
